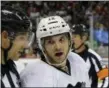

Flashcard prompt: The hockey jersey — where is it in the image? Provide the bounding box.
[20,52,90,87]
[72,45,109,87]
[0,60,21,88]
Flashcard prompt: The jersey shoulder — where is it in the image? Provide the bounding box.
[68,51,86,66]
[88,48,102,61]
[68,51,88,76]
[20,59,58,87]
[68,52,90,85]
[20,59,55,76]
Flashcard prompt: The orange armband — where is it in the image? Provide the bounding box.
[97,67,109,80]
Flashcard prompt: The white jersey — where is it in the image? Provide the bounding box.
[20,52,90,87]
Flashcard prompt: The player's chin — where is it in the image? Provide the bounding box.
[56,56,65,62]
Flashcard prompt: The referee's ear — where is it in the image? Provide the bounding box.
[82,33,88,42]
[1,30,10,49]
[2,30,8,38]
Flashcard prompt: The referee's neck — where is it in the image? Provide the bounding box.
[75,45,86,53]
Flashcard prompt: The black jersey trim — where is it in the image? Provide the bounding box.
[1,80,5,88]
[88,52,102,70]
[53,59,71,76]
[6,71,16,88]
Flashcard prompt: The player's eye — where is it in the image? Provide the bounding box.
[47,40,55,44]
[60,38,64,42]
[59,36,65,43]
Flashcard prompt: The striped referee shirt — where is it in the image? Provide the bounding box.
[72,45,107,88]
[0,60,21,88]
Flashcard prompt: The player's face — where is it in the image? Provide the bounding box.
[8,33,29,60]
[72,34,84,49]
[44,33,70,64]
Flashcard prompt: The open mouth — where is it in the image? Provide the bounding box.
[55,52,63,57]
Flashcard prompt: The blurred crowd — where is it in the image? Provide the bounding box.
[2,1,109,58]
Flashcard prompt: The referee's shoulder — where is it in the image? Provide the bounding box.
[88,48,102,61]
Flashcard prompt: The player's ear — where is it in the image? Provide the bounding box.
[82,34,88,42]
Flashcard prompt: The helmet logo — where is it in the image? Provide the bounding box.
[2,10,12,15]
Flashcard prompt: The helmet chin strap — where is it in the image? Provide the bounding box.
[72,42,84,51]
[1,42,13,64]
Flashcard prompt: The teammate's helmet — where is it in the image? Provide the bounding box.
[1,5,32,40]
[36,16,72,65]
[71,24,89,35]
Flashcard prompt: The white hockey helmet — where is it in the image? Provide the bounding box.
[36,16,72,65]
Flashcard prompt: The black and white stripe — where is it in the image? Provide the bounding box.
[1,60,21,88]
[72,45,107,88]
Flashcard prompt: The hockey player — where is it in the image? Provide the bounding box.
[20,16,90,87]
[1,5,33,88]
[71,24,109,88]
